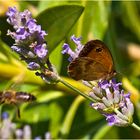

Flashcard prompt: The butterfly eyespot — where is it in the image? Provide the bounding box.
[95,47,102,52]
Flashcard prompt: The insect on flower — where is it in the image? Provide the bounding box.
[0,90,36,118]
[62,35,116,81]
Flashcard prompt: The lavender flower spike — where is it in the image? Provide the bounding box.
[62,35,84,61]
[89,79,134,127]
[6,7,48,60]
[6,7,60,84]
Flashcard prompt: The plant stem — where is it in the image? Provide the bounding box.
[131,123,140,131]
[59,78,96,102]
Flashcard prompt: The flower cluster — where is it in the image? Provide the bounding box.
[0,112,51,139]
[62,35,134,127]
[89,79,134,126]
[7,7,47,60]
[6,7,59,84]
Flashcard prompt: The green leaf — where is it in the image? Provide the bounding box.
[121,1,140,40]
[60,96,84,138]
[90,1,111,39]
[49,42,63,73]
[20,91,64,123]
[92,124,112,139]
[37,91,64,103]
[79,1,96,42]
[36,5,84,52]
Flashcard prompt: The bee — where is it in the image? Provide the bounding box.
[0,90,36,118]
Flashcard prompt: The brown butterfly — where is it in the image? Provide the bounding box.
[68,40,116,81]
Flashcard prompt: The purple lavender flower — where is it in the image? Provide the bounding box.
[0,112,51,139]
[62,35,84,61]
[45,132,51,140]
[6,7,60,83]
[27,62,40,70]
[34,44,48,58]
[1,112,9,119]
[89,79,134,126]
[6,7,48,60]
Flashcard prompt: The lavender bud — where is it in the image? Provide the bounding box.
[23,125,31,139]
[34,136,41,140]
[2,112,9,119]
[27,62,40,70]
[15,129,23,139]
[34,44,48,58]
[45,132,51,140]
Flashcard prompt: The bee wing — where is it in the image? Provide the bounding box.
[68,57,110,81]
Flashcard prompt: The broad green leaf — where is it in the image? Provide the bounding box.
[36,5,84,52]
[37,91,64,103]
[92,124,112,139]
[121,1,140,40]
[60,96,84,138]
[20,91,64,123]
[90,1,111,39]
[49,42,63,73]
[79,1,95,42]
[38,0,67,13]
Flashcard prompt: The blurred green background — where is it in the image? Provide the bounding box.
[0,0,140,139]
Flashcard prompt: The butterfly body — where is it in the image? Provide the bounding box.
[68,40,116,81]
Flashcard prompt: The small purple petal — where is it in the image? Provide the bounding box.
[106,114,116,126]
[6,7,17,17]
[111,79,122,91]
[62,43,76,61]
[98,80,111,89]
[124,93,130,99]
[27,20,46,37]
[62,35,84,61]
[6,7,18,27]
[62,43,70,54]
[16,27,29,40]
[11,45,21,52]
[71,34,82,45]
[2,112,9,119]
[34,44,48,58]
[27,62,40,70]
[20,9,32,24]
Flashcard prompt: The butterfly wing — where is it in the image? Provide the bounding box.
[79,40,114,73]
[68,57,111,81]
